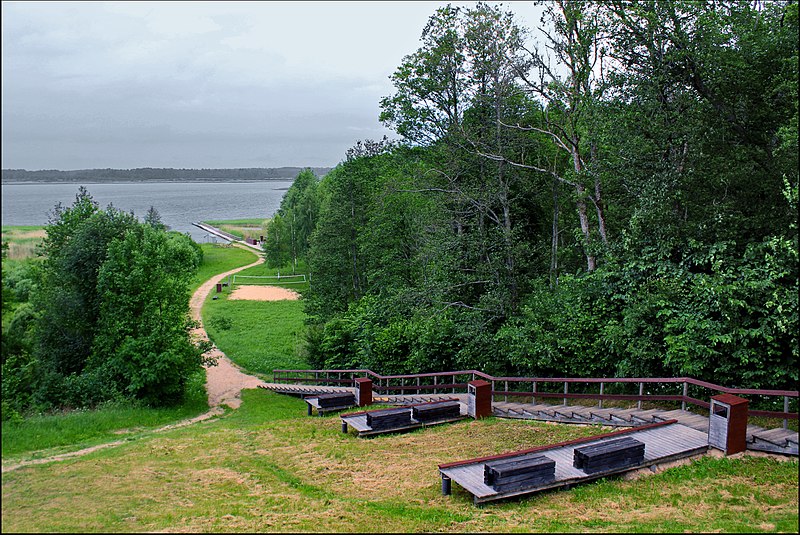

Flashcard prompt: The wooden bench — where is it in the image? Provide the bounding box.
[412,400,461,423]
[306,392,356,416]
[366,407,412,430]
[315,392,355,408]
[573,437,645,474]
[483,454,556,492]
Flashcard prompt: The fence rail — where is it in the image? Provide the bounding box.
[272,368,798,427]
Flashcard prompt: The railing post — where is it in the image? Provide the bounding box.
[682,382,688,411]
[491,380,495,403]
[785,396,790,430]
[452,373,456,394]
[638,382,644,409]
[532,380,536,405]
[563,382,568,406]
[504,381,508,403]
[433,375,438,395]
[599,382,604,409]
[416,376,420,395]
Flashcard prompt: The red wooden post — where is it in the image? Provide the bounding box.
[708,394,749,455]
[355,377,373,407]
[468,380,492,419]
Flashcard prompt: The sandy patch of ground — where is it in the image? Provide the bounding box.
[228,285,300,301]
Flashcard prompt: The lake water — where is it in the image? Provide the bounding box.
[1,181,293,242]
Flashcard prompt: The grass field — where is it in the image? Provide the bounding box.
[192,242,260,292]
[1,225,45,261]
[2,388,797,532]
[202,291,308,376]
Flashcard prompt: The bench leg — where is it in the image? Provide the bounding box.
[342,421,348,434]
[441,475,451,496]
[307,403,312,416]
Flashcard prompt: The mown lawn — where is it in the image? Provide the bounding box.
[202,296,307,376]
[2,388,797,532]
[192,242,260,292]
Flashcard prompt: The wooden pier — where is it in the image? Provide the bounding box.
[439,420,709,505]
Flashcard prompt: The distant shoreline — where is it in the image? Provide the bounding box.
[2,178,297,185]
[1,166,333,184]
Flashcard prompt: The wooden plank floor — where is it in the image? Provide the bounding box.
[258,383,354,396]
[373,393,469,405]
[491,401,797,455]
[440,422,709,504]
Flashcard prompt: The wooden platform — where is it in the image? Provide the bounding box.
[491,401,798,456]
[439,420,709,505]
[258,383,354,396]
[341,400,468,437]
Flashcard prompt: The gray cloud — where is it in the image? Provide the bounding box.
[2,1,542,170]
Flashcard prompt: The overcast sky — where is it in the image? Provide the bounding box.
[2,1,543,170]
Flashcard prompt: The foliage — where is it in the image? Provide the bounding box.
[294,1,798,393]
[2,188,207,416]
[89,225,206,405]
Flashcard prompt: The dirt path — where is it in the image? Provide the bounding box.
[3,245,271,473]
[189,246,269,409]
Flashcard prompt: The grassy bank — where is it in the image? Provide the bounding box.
[2,387,797,532]
[192,242,260,292]
[202,293,307,375]
[1,371,208,458]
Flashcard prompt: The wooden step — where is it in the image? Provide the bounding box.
[753,428,798,447]
[589,409,618,422]
[608,408,642,422]
[629,409,662,422]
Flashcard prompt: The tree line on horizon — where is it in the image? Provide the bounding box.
[1,166,333,182]
[265,1,797,402]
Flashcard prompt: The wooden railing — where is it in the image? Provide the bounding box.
[272,368,799,428]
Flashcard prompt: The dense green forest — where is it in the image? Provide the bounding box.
[266,1,798,394]
[1,166,332,183]
[1,188,210,420]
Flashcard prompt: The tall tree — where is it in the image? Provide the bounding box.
[90,225,205,405]
[35,188,139,378]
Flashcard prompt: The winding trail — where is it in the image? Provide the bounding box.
[190,245,269,409]
[3,245,269,473]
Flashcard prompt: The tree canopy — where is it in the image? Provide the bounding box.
[280,1,797,394]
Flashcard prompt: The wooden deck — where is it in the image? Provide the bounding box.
[258,383,797,456]
[492,401,798,456]
[341,401,468,437]
[258,383,354,396]
[439,420,709,505]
